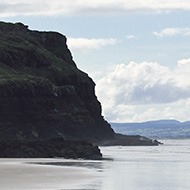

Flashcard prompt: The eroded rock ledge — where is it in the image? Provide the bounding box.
[99,133,161,146]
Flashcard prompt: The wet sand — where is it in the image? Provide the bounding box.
[0,158,100,190]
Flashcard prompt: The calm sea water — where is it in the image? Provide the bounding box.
[0,139,190,190]
[83,139,190,190]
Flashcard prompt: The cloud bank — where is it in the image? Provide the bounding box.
[96,60,190,122]
[1,0,190,17]
[67,38,117,53]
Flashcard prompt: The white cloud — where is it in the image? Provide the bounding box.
[1,0,190,17]
[153,27,190,37]
[126,35,136,40]
[178,58,190,68]
[96,60,190,122]
[67,38,117,53]
[175,58,190,86]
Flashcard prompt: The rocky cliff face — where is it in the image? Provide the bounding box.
[0,21,114,144]
[0,138,102,159]
[0,22,159,152]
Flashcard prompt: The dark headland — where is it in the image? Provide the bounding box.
[0,21,160,159]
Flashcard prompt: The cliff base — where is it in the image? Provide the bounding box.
[0,138,102,160]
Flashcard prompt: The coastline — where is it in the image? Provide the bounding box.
[1,140,190,190]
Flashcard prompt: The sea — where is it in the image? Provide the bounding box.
[0,139,190,190]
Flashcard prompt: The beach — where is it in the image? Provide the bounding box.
[0,158,100,190]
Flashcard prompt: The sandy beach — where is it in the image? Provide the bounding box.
[0,158,100,190]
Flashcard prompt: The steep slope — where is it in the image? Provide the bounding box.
[0,21,114,143]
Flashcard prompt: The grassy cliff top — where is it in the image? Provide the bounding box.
[0,21,96,98]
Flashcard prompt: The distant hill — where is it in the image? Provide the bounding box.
[111,120,190,139]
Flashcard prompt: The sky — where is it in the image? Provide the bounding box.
[0,0,190,123]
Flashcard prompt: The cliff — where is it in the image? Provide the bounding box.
[0,21,114,143]
[0,22,159,158]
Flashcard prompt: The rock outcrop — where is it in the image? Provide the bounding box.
[100,134,162,146]
[0,21,159,158]
[0,138,102,159]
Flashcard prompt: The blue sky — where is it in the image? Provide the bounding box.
[1,0,190,122]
